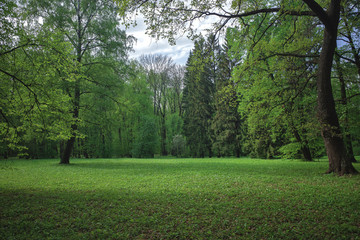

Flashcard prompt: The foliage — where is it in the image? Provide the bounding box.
[166,113,184,154]
[132,115,159,158]
[139,54,175,156]
[115,62,154,157]
[1,158,359,239]
[2,0,360,173]
[0,2,76,158]
[116,0,360,174]
[211,34,244,157]
[171,134,186,157]
[182,36,215,158]
[227,11,323,160]
[20,0,133,163]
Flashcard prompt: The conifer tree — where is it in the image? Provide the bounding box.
[211,36,243,157]
[182,36,215,157]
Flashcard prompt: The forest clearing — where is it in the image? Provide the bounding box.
[2,0,360,238]
[1,158,359,239]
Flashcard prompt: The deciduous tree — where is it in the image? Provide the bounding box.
[24,0,132,163]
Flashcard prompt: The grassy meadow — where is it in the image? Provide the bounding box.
[1,158,359,239]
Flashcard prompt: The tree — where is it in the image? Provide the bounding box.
[117,0,358,175]
[211,33,243,157]
[182,36,215,158]
[334,0,360,162]
[166,66,185,155]
[171,134,186,157]
[305,0,357,174]
[24,0,132,163]
[132,115,159,158]
[139,54,174,156]
[75,57,124,158]
[226,11,322,161]
[0,1,75,159]
[168,65,185,116]
[334,53,357,162]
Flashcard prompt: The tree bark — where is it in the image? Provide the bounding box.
[292,128,313,161]
[308,0,358,174]
[60,79,80,164]
[61,136,75,164]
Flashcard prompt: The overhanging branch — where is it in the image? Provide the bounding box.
[166,7,316,19]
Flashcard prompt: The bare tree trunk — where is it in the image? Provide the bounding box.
[311,0,357,174]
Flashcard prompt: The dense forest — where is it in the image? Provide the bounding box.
[1,0,360,174]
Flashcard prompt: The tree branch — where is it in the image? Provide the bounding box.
[167,7,316,19]
[337,53,356,64]
[0,42,37,57]
[302,0,330,29]
[335,93,360,102]
[259,52,320,61]
[0,69,39,105]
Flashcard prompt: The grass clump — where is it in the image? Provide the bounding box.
[1,158,359,239]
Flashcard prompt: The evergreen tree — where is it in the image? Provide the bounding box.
[211,34,243,157]
[182,36,215,158]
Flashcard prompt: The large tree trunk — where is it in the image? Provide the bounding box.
[60,76,80,164]
[314,0,357,175]
[61,136,76,164]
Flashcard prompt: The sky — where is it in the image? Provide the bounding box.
[125,14,220,66]
[125,17,194,66]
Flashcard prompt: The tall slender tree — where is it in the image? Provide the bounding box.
[183,36,215,157]
[211,33,243,157]
[139,54,174,156]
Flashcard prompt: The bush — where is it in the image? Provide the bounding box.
[171,134,186,157]
[278,142,302,159]
[132,115,159,158]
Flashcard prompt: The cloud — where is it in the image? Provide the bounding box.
[126,17,193,65]
[125,13,222,65]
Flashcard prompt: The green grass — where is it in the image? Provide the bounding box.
[1,158,359,239]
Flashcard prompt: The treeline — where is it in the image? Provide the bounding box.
[1,0,360,163]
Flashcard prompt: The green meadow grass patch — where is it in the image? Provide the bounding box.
[1,158,359,239]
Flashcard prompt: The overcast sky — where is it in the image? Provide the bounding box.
[126,17,194,66]
[125,14,221,66]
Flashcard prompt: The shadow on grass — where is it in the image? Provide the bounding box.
[62,158,334,178]
[1,183,360,240]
